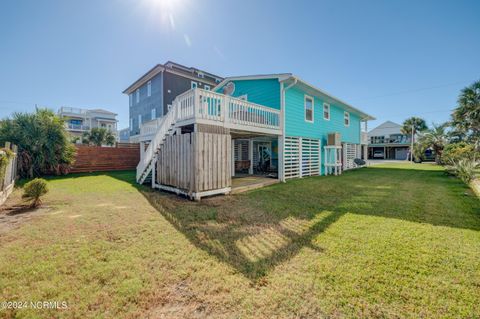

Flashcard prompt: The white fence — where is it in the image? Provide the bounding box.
[1,142,18,206]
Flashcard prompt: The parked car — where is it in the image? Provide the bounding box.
[373,150,384,158]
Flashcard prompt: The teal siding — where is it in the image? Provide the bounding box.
[215,79,281,110]
[284,86,361,175]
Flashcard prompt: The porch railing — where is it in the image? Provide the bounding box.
[175,88,280,130]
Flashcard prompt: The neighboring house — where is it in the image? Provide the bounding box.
[368,121,411,160]
[123,61,223,142]
[136,72,374,200]
[117,128,130,142]
[58,107,118,138]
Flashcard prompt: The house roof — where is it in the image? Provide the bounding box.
[214,74,375,121]
[368,121,403,137]
[89,108,117,115]
[123,61,223,95]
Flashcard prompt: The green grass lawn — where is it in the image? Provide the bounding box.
[0,163,479,318]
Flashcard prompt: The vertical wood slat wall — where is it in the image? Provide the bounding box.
[284,136,321,179]
[156,132,231,193]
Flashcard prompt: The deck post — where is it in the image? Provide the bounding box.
[151,156,156,188]
[248,139,254,175]
[279,135,285,182]
[140,141,145,162]
[231,137,235,177]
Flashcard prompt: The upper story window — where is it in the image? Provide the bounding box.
[197,72,205,78]
[138,114,142,126]
[371,136,385,144]
[136,89,140,103]
[147,80,151,97]
[215,78,221,83]
[323,103,330,120]
[151,108,156,120]
[129,94,132,107]
[344,111,350,127]
[130,118,133,131]
[204,85,211,91]
[304,95,314,122]
[191,81,198,89]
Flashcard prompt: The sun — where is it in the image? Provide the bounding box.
[141,0,186,30]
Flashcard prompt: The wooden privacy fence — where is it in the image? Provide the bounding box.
[70,143,140,173]
[156,132,232,199]
[1,142,18,206]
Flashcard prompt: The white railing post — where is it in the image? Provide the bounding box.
[224,95,230,124]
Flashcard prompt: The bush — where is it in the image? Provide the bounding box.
[0,109,76,178]
[445,159,479,184]
[442,142,477,164]
[22,178,48,208]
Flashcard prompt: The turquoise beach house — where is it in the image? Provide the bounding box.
[136,72,374,199]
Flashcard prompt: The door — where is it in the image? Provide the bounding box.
[255,143,272,173]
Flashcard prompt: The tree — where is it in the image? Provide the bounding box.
[452,80,480,149]
[401,117,428,160]
[418,123,449,164]
[82,128,116,146]
[0,109,76,178]
[401,117,428,136]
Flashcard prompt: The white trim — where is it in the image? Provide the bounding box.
[191,81,198,89]
[323,103,330,121]
[344,111,350,127]
[238,94,248,101]
[213,73,293,91]
[304,94,314,123]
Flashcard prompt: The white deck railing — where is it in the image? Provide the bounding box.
[176,88,280,131]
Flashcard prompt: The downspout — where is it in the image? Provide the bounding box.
[279,76,297,182]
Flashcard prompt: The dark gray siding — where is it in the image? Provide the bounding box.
[129,73,163,135]
[162,72,214,115]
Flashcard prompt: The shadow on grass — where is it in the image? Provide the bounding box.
[54,167,480,281]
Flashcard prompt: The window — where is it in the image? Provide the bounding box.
[138,114,142,126]
[204,85,211,91]
[304,95,314,122]
[136,89,140,103]
[191,81,198,89]
[147,80,151,97]
[129,94,132,107]
[130,118,133,131]
[101,123,106,128]
[323,103,330,120]
[215,78,221,83]
[197,72,205,78]
[344,111,350,126]
[151,108,156,120]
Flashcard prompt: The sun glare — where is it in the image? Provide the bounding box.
[141,0,186,31]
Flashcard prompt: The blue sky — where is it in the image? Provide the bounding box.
[1,0,479,130]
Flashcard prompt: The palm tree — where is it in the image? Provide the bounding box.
[419,123,449,164]
[401,117,428,161]
[83,128,116,146]
[452,80,480,150]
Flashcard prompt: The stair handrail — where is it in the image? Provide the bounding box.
[136,101,178,182]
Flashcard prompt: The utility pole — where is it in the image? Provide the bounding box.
[410,124,414,163]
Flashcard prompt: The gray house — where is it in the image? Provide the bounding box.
[123,61,223,141]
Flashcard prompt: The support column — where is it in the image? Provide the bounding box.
[151,157,156,188]
[279,135,285,182]
[231,138,235,177]
[248,139,254,175]
[140,141,145,162]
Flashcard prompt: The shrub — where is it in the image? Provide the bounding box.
[0,109,76,178]
[445,158,479,184]
[22,178,48,208]
[442,142,477,164]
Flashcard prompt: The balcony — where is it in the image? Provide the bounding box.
[174,88,281,135]
[66,123,90,131]
[59,106,88,116]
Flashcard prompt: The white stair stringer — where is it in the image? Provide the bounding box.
[136,104,177,184]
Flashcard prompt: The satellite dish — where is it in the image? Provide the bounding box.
[223,82,235,96]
